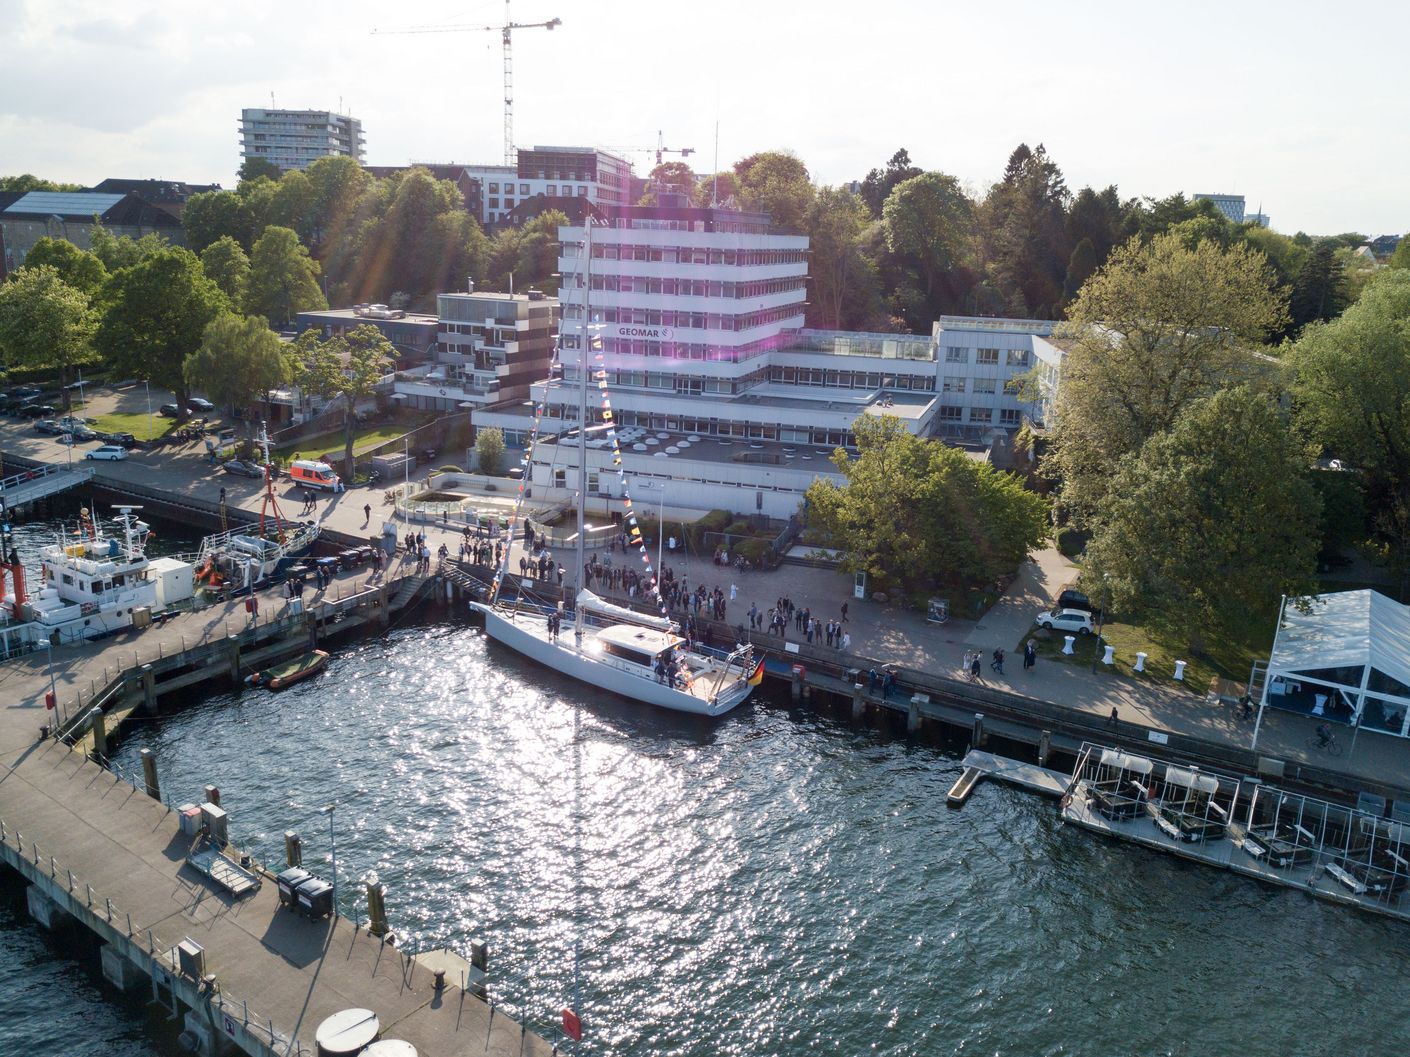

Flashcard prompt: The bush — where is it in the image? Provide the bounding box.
[475,427,505,476]
[437,464,463,474]
[1055,526,1088,559]
[735,538,769,565]
[724,520,751,536]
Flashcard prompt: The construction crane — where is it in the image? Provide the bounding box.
[603,131,697,169]
[373,2,562,165]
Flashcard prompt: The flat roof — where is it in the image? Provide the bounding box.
[3,191,125,216]
[299,308,439,323]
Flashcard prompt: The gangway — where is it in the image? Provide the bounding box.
[0,463,96,509]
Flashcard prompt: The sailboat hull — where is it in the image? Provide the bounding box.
[471,602,752,717]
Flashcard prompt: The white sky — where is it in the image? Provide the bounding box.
[1,0,1405,236]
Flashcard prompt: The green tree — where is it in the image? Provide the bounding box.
[981,143,1072,317]
[1061,237,1098,303]
[0,174,83,192]
[882,171,975,309]
[732,151,814,231]
[1390,236,1410,270]
[89,220,168,271]
[803,187,881,329]
[475,426,505,476]
[19,237,107,297]
[237,157,283,185]
[296,325,394,479]
[1044,232,1288,522]
[268,169,317,242]
[183,313,291,419]
[1083,388,1319,646]
[694,169,740,207]
[637,161,697,204]
[0,265,97,411]
[200,236,251,304]
[805,415,1048,593]
[1066,185,1131,263]
[1288,240,1349,332]
[95,247,229,412]
[245,226,325,326]
[859,148,922,218]
[1288,270,1410,584]
[182,190,255,253]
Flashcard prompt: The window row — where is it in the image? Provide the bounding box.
[768,366,935,392]
[937,406,1023,425]
[945,345,1030,367]
[579,275,806,299]
[585,245,806,266]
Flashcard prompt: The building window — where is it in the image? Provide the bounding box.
[489,182,499,193]
[504,199,514,209]
[969,407,993,423]
[976,348,999,364]
[942,377,966,393]
[938,406,962,421]
[973,378,996,394]
[579,186,588,196]
[1007,350,1030,367]
[489,198,499,209]
[945,346,967,363]
[999,408,1022,426]
[554,469,567,487]
[547,185,557,196]
[519,183,529,194]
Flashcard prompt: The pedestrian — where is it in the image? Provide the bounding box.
[841,630,851,652]
[1108,706,1119,729]
[841,601,849,622]
[1023,639,1037,672]
[970,654,982,682]
[991,647,1005,675]
[363,503,372,526]
[218,486,227,505]
[868,667,878,692]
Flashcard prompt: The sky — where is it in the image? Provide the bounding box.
[1,0,1406,236]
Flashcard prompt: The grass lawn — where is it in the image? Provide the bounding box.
[277,418,431,460]
[1020,609,1276,696]
[86,411,178,442]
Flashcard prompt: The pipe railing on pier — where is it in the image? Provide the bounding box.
[0,811,310,1057]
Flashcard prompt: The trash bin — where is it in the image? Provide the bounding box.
[276,867,311,909]
[295,876,334,919]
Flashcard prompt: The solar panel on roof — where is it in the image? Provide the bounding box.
[3,191,126,216]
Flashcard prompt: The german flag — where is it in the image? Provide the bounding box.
[747,658,765,687]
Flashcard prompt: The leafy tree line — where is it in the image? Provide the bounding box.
[0,222,394,461]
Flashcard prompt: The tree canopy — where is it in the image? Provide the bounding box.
[1083,387,1319,645]
[0,265,98,409]
[19,237,107,297]
[1044,232,1288,522]
[183,313,292,419]
[245,225,326,325]
[200,236,251,305]
[95,246,229,407]
[296,325,395,477]
[805,415,1049,594]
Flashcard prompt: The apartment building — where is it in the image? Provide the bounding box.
[239,109,365,172]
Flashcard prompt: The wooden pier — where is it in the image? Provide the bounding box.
[948,749,1069,805]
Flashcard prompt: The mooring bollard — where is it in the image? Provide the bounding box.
[1038,730,1052,767]
[851,682,864,722]
[141,748,160,802]
[971,712,986,748]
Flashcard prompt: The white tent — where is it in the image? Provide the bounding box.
[1261,590,1410,738]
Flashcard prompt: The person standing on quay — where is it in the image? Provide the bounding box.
[1023,639,1037,673]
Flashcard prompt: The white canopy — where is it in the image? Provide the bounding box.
[1162,766,1219,795]
[1265,590,1410,736]
[1099,748,1153,775]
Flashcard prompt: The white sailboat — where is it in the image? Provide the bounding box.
[469,220,758,717]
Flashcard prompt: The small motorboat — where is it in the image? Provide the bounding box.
[245,650,329,690]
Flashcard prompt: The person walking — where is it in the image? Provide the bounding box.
[1108,706,1120,729]
[841,630,851,652]
[969,653,982,682]
[363,502,372,526]
[991,647,1005,675]
[1023,639,1037,672]
[841,601,849,623]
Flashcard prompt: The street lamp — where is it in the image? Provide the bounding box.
[144,380,154,441]
[319,803,338,915]
[1089,573,1110,674]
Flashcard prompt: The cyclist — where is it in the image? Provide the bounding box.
[1315,722,1333,747]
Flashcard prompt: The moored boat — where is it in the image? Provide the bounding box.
[245,649,329,690]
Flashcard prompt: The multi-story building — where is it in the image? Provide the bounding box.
[392,290,559,412]
[239,109,365,172]
[467,203,1054,517]
[1193,193,1246,224]
[294,306,441,362]
[466,146,633,227]
[0,190,185,273]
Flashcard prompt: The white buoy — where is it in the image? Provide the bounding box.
[1062,635,1075,655]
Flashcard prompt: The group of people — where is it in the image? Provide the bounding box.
[401,530,434,574]
[866,666,899,697]
[961,639,1039,681]
[519,549,563,585]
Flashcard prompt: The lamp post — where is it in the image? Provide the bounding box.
[144,380,154,441]
[1089,574,1109,675]
[319,803,338,915]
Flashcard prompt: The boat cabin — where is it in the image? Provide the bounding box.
[594,624,684,668]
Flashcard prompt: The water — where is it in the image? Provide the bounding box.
[69,618,1404,1057]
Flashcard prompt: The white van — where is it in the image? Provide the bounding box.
[289,459,341,492]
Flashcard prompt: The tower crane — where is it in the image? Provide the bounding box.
[603,131,697,168]
[373,2,562,165]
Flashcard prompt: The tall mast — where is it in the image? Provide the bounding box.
[573,218,593,643]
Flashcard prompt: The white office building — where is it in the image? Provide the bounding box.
[470,204,1055,517]
[239,109,365,172]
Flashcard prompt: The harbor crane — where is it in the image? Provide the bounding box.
[373,2,562,165]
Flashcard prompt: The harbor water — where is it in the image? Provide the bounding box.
[61,617,1403,1057]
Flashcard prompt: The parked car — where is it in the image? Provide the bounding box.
[85,445,129,461]
[1036,608,1096,635]
[188,397,215,412]
[7,386,42,402]
[18,403,55,418]
[1057,587,1094,613]
[34,419,65,435]
[57,415,87,429]
[221,458,266,479]
[97,431,138,447]
[159,403,182,418]
[69,426,99,442]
